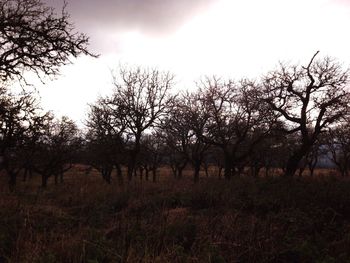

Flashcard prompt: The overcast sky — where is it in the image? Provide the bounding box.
[39,0,350,124]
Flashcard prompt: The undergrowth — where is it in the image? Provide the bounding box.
[1,169,350,262]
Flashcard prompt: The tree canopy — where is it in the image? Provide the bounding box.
[0,0,95,82]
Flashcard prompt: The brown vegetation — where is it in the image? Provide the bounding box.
[1,166,350,262]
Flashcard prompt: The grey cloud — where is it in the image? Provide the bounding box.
[43,0,217,53]
[45,0,216,52]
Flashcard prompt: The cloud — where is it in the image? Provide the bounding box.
[44,0,216,53]
[46,0,216,33]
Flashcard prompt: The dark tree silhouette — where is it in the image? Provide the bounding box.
[263,52,350,177]
[33,116,81,187]
[182,92,210,183]
[160,97,192,179]
[195,77,275,179]
[296,138,325,177]
[326,123,350,177]
[20,109,52,182]
[0,0,95,82]
[139,133,165,182]
[85,97,126,185]
[0,88,49,190]
[108,67,174,181]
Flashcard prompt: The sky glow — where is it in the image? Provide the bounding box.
[38,0,350,124]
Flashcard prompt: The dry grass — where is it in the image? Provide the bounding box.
[1,166,350,262]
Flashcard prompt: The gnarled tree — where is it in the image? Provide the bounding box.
[0,88,49,190]
[263,52,350,177]
[108,67,174,181]
[33,116,81,187]
[196,77,276,179]
[326,123,350,177]
[85,97,126,185]
[0,0,95,82]
[160,97,192,180]
[182,91,211,183]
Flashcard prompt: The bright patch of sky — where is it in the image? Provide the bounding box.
[38,0,350,125]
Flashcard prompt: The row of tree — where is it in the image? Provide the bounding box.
[0,0,92,191]
[0,87,81,190]
[82,53,350,185]
[1,52,350,190]
[1,1,350,190]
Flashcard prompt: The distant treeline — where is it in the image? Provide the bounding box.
[1,1,350,190]
[1,52,350,190]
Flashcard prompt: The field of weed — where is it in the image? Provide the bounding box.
[1,167,350,262]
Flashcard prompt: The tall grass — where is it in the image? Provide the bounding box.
[1,168,350,262]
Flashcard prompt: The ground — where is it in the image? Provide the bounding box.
[1,166,350,262]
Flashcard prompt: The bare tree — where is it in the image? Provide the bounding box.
[182,92,211,183]
[51,117,81,184]
[160,97,192,179]
[195,77,276,179]
[139,133,165,182]
[85,97,126,185]
[108,66,174,181]
[0,88,49,190]
[33,116,80,187]
[262,52,350,177]
[307,141,324,177]
[0,0,95,82]
[325,124,350,177]
[20,110,52,182]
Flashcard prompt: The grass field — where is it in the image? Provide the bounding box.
[1,166,350,262]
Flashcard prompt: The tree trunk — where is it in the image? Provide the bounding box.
[179,161,187,179]
[42,174,48,188]
[175,162,187,180]
[105,172,111,184]
[308,157,317,177]
[23,168,27,182]
[203,163,209,177]
[60,172,64,183]
[285,145,310,177]
[145,168,149,181]
[309,166,315,177]
[265,165,270,177]
[218,166,223,179]
[341,168,347,177]
[254,165,261,177]
[344,162,349,177]
[170,164,177,178]
[177,167,183,179]
[3,158,16,191]
[237,163,245,176]
[152,168,157,183]
[250,161,261,177]
[60,171,64,184]
[128,136,141,182]
[115,163,124,186]
[193,160,201,183]
[9,172,16,192]
[127,159,135,182]
[224,153,233,180]
[139,167,143,181]
[102,167,112,184]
